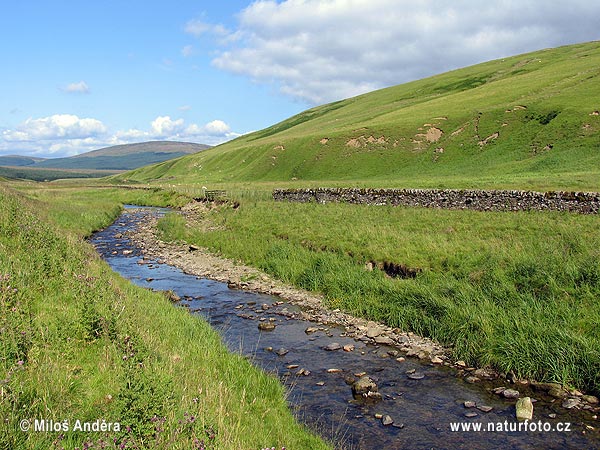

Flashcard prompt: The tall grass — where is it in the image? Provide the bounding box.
[158,198,600,395]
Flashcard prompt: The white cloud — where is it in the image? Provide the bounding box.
[184,18,229,38]
[151,116,185,137]
[61,81,90,94]
[0,115,238,158]
[2,114,106,142]
[202,0,600,104]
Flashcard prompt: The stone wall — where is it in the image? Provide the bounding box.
[272,188,600,214]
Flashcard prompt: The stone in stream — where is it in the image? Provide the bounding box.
[343,344,355,352]
[583,395,599,405]
[352,376,382,402]
[305,326,319,334]
[275,348,289,356]
[381,415,394,426]
[502,389,521,399]
[477,405,493,413]
[464,401,476,409]
[258,322,276,331]
[324,342,342,351]
[407,371,425,380]
[516,397,534,421]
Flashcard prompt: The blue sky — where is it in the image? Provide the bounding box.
[1,1,599,158]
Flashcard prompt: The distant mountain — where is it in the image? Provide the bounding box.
[34,141,210,170]
[0,155,47,167]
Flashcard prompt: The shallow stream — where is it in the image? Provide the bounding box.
[90,206,599,449]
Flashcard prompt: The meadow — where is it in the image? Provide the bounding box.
[156,196,600,396]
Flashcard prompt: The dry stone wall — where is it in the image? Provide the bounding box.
[272,188,600,214]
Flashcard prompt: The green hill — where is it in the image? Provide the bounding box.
[116,41,600,191]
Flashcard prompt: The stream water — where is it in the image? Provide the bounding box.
[90,206,599,450]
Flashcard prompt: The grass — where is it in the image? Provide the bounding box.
[113,41,600,191]
[0,183,329,450]
[156,198,600,395]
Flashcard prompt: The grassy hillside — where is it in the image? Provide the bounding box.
[116,41,600,191]
[0,184,328,449]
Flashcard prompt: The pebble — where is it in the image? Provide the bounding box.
[316,381,325,386]
[407,372,425,380]
[324,342,342,351]
[287,364,299,369]
[374,413,383,419]
[327,368,342,373]
[258,322,276,331]
[275,348,289,356]
[396,357,405,363]
[477,405,493,413]
[465,376,481,384]
[503,389,521,399]
[305,326,319,334]
[562,398,581,409]
[343,344,355,352]
[430,356,443,364]
[464,401,476,408]
[465,412,478,418]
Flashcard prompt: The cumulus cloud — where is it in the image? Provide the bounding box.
[200,0,600,104]
[61,81,90,94]
[2,114,107,142]
[0,114,238,158]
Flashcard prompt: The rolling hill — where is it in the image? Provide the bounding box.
[0,141,210,181]
[115,41,600,191]
[34,141,210,170]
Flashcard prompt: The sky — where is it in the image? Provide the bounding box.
[1,0,599,158]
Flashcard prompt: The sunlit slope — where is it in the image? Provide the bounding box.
[118,41,600,189]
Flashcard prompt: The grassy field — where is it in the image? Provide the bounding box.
[156,197,600,396]
[0,183,329,450]
[114,41,600,192]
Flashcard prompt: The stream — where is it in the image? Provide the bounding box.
[90,206,599,449]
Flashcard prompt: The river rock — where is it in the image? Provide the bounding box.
[366,326,383,338]
[477,405,493,413]
[562,398,581,409]
[353,376,378,395]
[583,395,599,405]
[324,342,342,351]
[382,415,394,426]
[407,371,425,380]
[305,326,319,334]
[343,344,355,352]
[516,397,533,420]
[374,336,394,345]
[275,348,289,356]
[258,322,276,331]
[352,375,381,402]
[503,389,520,399]
[464,401,476,408]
